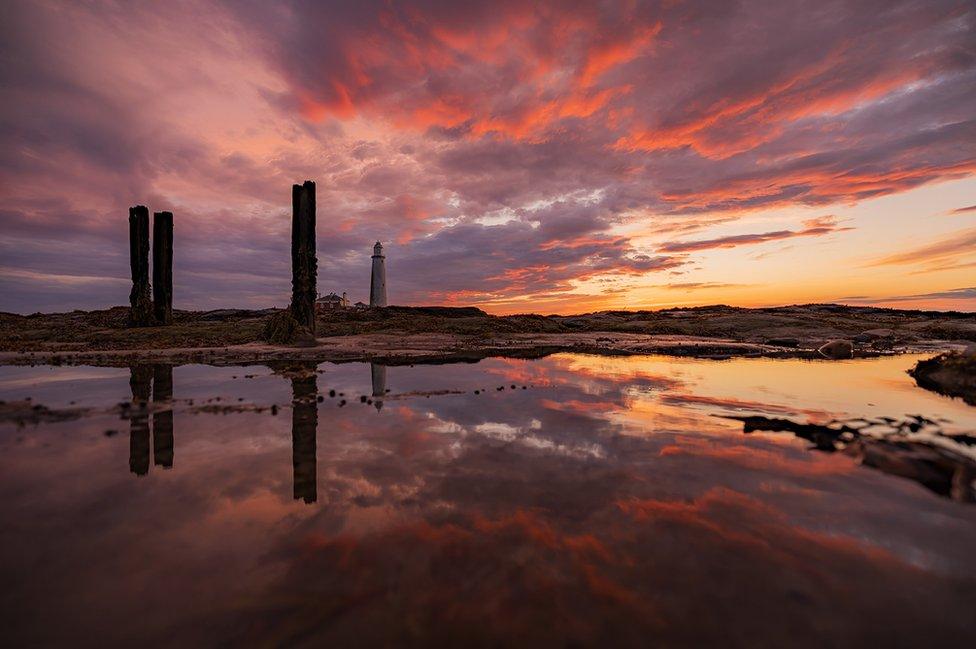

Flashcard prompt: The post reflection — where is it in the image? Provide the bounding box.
[123,362,323,503]
[152,364,174,468]
[128,365,152,476]
[291,369,318,504]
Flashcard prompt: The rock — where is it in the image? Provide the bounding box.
[862,328,894,339]
[818,340,853,359]
[766,337,800,348]
[909,351,976,406]
[855,329,895,343]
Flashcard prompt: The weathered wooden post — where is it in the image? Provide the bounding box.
[290,181,317,334]
[152,211,173,325]
[128,206,153,326]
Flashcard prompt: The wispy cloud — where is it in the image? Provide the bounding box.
[658,216,851,253]
[657,282,749,291]
[839,287,976,304]
[868,227,976,266]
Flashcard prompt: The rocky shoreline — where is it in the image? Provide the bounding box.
[0,331,966,369]
[0,303,973,368]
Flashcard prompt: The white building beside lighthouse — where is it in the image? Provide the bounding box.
[369,241,387,307]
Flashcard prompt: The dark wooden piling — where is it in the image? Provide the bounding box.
[152,211,173,325]
[290,181,317,334]
[128,206,153,326]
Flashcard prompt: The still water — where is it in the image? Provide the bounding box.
[1,354,974,647]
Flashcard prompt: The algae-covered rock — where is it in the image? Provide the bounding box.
[909,349,976,406]
[262,311,304,344]
[817,339,853,359]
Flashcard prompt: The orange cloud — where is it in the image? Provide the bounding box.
[868,227,976,267]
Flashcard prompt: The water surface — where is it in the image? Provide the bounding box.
[1,354,974,647]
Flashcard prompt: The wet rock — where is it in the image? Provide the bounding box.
[818,340,853,359]
[767,337,800,348]
[909,350,976,406]
[0,400,90,427]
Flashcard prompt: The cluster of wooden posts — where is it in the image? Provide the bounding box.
[127,206,173,326]
[127,180,319,332]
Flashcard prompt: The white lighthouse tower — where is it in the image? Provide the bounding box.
[369,241,387,307]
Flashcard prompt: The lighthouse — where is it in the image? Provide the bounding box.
[369,241,387,307]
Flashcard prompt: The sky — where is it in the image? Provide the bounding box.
[1,0,974,315]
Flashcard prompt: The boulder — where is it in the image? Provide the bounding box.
[909,351,976,406]
[818,340,853,359]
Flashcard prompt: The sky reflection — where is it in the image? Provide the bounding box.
[0,354,974,646]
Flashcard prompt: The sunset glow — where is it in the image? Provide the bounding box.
[1,0,974,314]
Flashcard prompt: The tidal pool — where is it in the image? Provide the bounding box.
[1,354,974,647]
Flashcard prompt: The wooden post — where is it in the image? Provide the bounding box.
[152,211,173,325]
[128,206,153,326]
[290,181,317,334]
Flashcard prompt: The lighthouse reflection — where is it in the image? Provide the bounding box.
[371,363,386,411]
